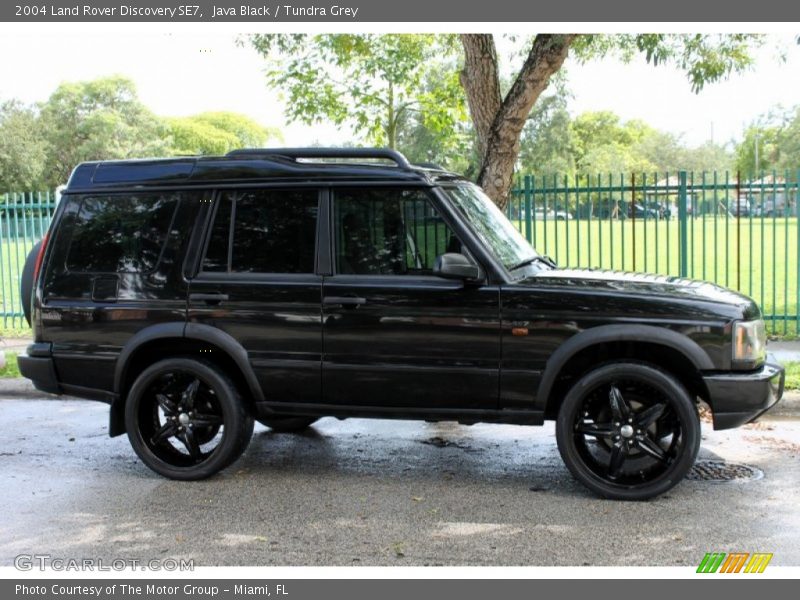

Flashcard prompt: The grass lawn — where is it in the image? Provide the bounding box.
[0,325,33,338]
[782,361,800,391]
[0,351,20,378]
[1,237,39,332]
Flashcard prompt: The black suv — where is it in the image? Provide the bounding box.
[18,148,784,500]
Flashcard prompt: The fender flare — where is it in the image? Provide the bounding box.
[536,324,714,407]
[109,322,264,437]
[183,322,265,403]
[112,322,186,397]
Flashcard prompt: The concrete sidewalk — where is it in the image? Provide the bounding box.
[1,399,800,565]
[1,337,30,356]
[767,340,800,363]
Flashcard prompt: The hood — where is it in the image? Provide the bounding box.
[516,268,760,318]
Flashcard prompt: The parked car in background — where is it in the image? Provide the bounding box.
[730,197,753,217]
[532,207,573,221]
[627,203,659,219]
[643,201,670,220]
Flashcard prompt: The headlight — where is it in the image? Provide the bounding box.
[732,319,766,365]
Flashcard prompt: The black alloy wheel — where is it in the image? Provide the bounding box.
[556,362,700,500]
[125,358,254,480]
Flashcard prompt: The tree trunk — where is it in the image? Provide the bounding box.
[460,34,577,209]
[459,34,502,163]
[386,81,396,149]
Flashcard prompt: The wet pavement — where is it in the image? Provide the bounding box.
[0,398,798,567]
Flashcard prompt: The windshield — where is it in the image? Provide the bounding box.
[444,183,538,270]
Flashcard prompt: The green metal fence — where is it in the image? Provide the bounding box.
[1,192,58,329]
[507,171,800,335]
[2,174,800,336]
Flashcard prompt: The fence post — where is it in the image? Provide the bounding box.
[678,170,688,278]
[523,175,533,244]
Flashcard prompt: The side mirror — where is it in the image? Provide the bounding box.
[433,253,480,281]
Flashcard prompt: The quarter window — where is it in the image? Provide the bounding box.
[202,189,318,274]
[66,193,180,273]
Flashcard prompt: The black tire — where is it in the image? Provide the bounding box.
[555,362,700,500]
[20,241,42,327]
[124,358,254,480]
[257,416,319,433]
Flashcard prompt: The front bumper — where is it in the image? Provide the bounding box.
[703,354,785,430]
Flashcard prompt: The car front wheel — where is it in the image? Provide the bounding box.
[556,362,700,500]
[125,358,254,480]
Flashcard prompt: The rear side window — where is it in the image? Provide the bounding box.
[202,189,318,274]
[66,193,180,273]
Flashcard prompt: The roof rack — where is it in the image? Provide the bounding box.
[226,147,412,169]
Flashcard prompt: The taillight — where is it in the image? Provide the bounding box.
[33,232,49,282]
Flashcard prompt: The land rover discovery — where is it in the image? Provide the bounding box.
[17,148,784,500]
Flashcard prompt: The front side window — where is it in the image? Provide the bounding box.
[334,188,463,275]
[202,189,318,274]
[66,193,180,273]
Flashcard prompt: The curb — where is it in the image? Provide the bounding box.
[767,391,800,418]
[0,378,799,418]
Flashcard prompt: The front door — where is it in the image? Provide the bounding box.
[321,187,501,409]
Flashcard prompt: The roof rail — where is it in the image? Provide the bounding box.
[226,147,412,169]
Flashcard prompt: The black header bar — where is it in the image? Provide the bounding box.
[2,0,799,22]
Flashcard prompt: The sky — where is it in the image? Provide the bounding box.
[0,31,798,148]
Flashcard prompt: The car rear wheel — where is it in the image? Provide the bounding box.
[125,358,254,480]
[258,416,319,433]
[555,362,700,500]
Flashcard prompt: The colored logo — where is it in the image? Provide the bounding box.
[697,552,773,573]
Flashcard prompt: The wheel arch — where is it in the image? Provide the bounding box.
[538,324,713,419]
[109,322,264,437]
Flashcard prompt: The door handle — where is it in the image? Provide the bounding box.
[323,296,367,308]
[189,293,229,305]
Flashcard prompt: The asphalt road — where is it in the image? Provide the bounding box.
[0,397,798,567]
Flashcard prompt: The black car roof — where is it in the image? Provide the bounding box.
[64,147,467,192]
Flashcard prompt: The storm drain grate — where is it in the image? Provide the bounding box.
[686,460,763,482]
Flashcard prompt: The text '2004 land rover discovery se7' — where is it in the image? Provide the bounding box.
[18,148,784,500]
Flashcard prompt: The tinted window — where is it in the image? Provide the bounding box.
[334,189,462,275]
[203,196,232,273]
[66,193,179,273]
[203,189,318,274]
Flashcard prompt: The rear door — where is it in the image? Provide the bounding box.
[187,187,323,404]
